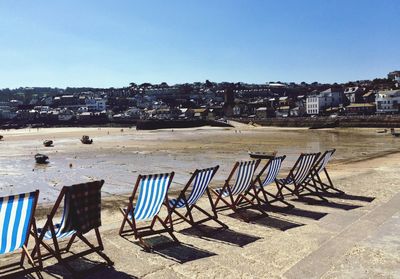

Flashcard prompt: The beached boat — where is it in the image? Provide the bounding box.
[35,153,49,164]
[376,129,388,134]
[248,151,276,159]
[0,135,3,141]
[81,135,93,144]
[390,128,400,137]
[43,140,53,147]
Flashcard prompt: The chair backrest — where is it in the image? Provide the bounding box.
[134,173,174,221]
[185,166,218,206]
[290,153,320,184]
[259,155,286,187]
[0,191,38,254]
[314,149,335,174]
[65,180,103,234]
[230,160,259,195]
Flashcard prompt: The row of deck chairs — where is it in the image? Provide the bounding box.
[0,149,342,278]
[119,149,343,250]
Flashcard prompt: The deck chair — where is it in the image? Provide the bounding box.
[168,166,228,232]
[119,172,178,251]
[32,180,113,276]
[304,149,344,195]
[251,155,294,208]
[211,160,267,222]
[0,191,42,279]
[276,152,327,201]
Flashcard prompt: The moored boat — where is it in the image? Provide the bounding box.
[43,140,53,147]
[35,153,49,164]
[81,135,93,144]
[390,128,400,137]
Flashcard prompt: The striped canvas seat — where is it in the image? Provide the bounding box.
[253,155,293,208]
[32,180,113,275]
[0,192,37,254]
[314,149,335,175]
[259,156,285,187]
[212,159,266,222]
[302,149,335,184]
[37,197,76,240]
[303,149,343,196]
[216,160,258,197]
[129,173,173,221]
[167,166,227,230]
[281,153,319,185]
[0,191,42,279]
[119,172,178,251]
[169,168,215,208]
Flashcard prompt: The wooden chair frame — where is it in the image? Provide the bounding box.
[0,190,43,279]
[211,160,268,222]
[168,166,228,233]
[303,149,344,196]
[32,181,113,277]
[276,152,328,201]
[251,155,294,208]
[119,172,178,252]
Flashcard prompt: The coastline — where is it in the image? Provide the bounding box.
[3,143,400,278]
[235,115,400,128]
[1,126,400,278]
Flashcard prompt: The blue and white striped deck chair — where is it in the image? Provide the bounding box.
[33,180,113,276]
[37,195,76,242]
[252,155,293,207]
[276,152,327,200]
[119,172,177,251]
[306,149,344,195]
[0,190,42,278]
[211,160,267,222]
[168,166,227,230]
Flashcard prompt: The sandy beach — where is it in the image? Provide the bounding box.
[1,125,400,278]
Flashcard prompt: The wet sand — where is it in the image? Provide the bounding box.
[1,125,400,278]
[1,125,399,204]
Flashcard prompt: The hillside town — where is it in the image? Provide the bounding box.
[0,71,399,126]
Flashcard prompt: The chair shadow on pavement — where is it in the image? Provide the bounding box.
[150,236,217,264]
[225,209,305,231]
[261,204,328,220]
[38,257,138,279]
[121,234,216,264]
[319,192,375,203]
[179,224,261,247]
[291,196,362,211]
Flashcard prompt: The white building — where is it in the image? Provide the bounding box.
[375,90,400,114]
[306,88,344,115]
[85,98,107,111]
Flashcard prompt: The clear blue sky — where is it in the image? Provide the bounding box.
[0,0,399,88]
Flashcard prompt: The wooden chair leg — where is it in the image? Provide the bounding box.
[65,234,77,252]
[77,231,114,266]
[156,216,179,243]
